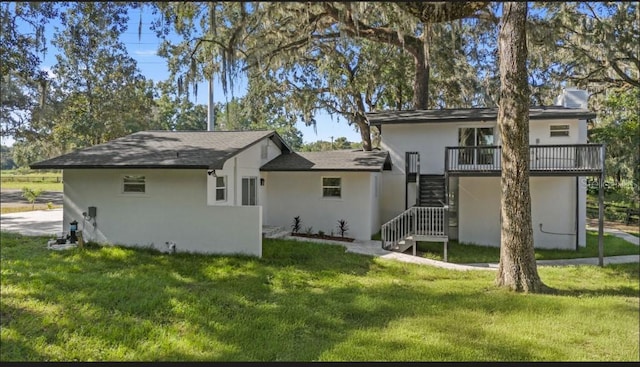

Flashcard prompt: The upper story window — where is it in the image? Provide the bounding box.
[261,141,268,160]
[216,176,227,201]
[550,124,570,137]
[322,177,341,198]
[122,175,145,193]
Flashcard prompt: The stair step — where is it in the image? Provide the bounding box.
[419,174,445,208]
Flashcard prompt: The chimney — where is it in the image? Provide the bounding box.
[554,88,589,109]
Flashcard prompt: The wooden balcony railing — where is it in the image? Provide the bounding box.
[445,144,604,175]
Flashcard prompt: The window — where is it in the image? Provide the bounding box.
[458,127,495,165]
[550,124,570,137]
[322,177,341,198]
[261,141,268,160]
[215,176,227,201]
[242,177,257,206]
[122,175,145,193]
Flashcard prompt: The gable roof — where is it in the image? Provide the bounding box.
[367,106,597,126]
[30,130,291,170]
[260,149,391,172]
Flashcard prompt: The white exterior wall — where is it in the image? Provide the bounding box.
[370,172,382,235]
[63,169,262,256]
[264,171,376,240]
[379,117,588,243]
[207,138,281,206]
[529,118,582,145]
[380,123,462,175]
[457,177,501,247]
[380,118,583,177]
[458,176,580,250]
[381,174,405,223]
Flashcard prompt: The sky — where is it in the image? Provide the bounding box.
[2,4,362,146]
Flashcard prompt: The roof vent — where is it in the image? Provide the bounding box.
[554,88,589,109]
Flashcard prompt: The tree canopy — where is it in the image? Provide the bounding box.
[2,1,637,182]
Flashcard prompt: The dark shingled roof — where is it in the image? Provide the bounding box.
[260,150,391,172]
[367,106,597,125]
[30,130,291,169]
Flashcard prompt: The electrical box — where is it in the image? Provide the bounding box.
[88,206,97,218]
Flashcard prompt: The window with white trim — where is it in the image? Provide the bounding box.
[322,177,341,198]
[122,175,145,193]
[215,176,227,201]
[550,124,570,137]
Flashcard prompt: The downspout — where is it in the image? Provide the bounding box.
[597,144,606,267]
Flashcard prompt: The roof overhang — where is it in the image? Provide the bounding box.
[367,107,597,126]
[30,130,293,170]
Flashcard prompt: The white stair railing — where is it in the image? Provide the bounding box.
[381,207,448,250]
[413,207,447,237]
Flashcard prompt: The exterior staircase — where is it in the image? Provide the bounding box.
[381,206,449,261]
[419,174,446,207]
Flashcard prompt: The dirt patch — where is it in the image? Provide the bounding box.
[291,233,355,242]
[586,218,639,234]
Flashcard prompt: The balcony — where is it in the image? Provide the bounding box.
[445,144,604,176]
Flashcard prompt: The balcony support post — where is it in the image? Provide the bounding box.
[597,144,606,267]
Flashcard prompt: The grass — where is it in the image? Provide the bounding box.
[1,232,639,362]
[1,169,61,176]
[1,169,63,192]
[0,181,63,191]
[417,231,640,264]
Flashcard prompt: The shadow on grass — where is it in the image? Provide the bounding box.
[1,232,638,361]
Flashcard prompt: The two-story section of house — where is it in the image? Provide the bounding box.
[369,89,603,251]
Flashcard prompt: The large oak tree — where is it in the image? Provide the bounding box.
[494,2,545,292]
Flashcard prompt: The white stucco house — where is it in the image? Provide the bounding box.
[30,130,392,257]
[31,89,604,258]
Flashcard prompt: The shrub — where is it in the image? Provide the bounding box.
[291,216,302,234]
[21,187,43,210]
[337,219,349,237]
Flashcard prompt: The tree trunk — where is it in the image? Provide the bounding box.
[495,2,545,292]
[413,45,429,110]
[355,115,372,151]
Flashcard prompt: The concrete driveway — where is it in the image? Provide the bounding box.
[1,209,64,236]
[0,189,63,207]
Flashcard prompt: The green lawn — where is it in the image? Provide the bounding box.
[1,232,638,361]
[1,170,63,192]
[417,231,640,264]
[0,181,63,191]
